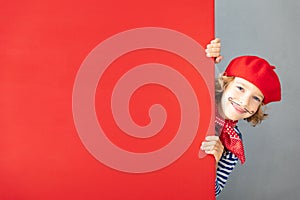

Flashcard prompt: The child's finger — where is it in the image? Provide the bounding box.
[205,135,220,141]
[206,43,221,49]
[201,141,217,148]
[211,38,220,44]
[207,48,221,54]
[206,52,220,58]
[210,43,221,49]
[201,144,216,152]
[215,56,223,64]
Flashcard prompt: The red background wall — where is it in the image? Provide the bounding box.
[0,0,215,199]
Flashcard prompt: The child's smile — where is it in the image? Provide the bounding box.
[229,98,248,114]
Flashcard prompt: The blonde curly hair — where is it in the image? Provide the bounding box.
[215,75,268,126]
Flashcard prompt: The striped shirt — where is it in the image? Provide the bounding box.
[215,127,242,197]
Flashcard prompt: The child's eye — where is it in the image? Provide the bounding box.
[253,96,261,102]
[236,86,244,91]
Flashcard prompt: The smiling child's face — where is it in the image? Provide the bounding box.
[219,77,264,121]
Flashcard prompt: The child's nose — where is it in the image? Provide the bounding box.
[239,95,250,107]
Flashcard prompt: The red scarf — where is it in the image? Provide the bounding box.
[215,110,246,164]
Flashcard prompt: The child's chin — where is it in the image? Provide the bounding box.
[225,113,243,121]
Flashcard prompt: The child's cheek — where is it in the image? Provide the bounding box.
[249,102,260,114]
[233,87,242,96]
[226,88,239,99]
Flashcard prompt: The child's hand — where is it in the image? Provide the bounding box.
[201,136,224,163]
[205,38,223,63]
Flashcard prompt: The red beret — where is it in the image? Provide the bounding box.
[224,56,281,104]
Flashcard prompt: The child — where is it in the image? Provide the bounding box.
[204,39,281,196]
